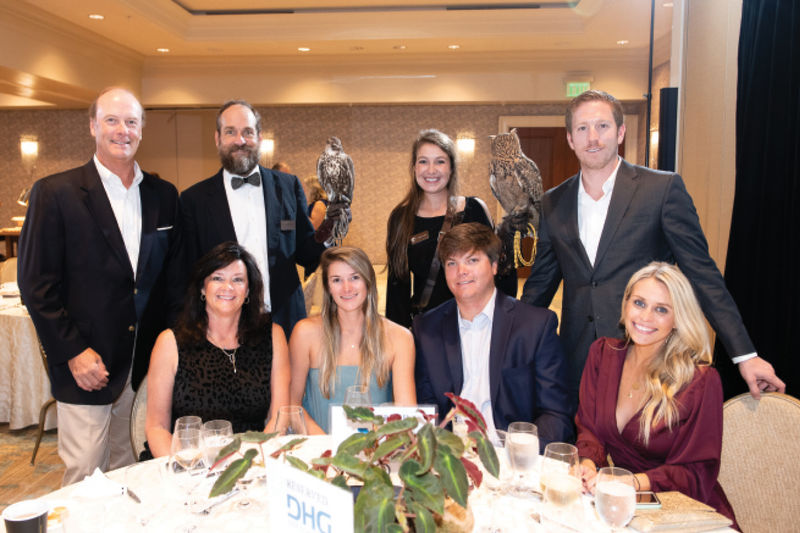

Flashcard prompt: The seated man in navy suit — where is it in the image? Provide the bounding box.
[413,223,573,450]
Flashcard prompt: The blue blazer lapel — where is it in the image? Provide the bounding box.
[553,175,593,271]
[136,174,158,279]
[207,172,237,241]
[489,293,513,407]
[261,167,282,269]
[442,302,464,395]
[81,163,134,279]
[594,160,638,267]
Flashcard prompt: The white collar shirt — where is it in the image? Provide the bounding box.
[457,289,498,437]
[222,167,271,312]
[577,156,622,266]
[94,155,143,278]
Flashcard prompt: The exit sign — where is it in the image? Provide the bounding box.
[566,81,591,97]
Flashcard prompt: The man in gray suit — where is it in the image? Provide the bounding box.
[521,89,784,399]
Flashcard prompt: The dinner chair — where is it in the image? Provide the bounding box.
[0,257,17,284]
[129,376,148,460]
[31,340,56,465]
[718,392,800,532]
[302,268,320,316]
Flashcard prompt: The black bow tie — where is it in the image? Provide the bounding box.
[231,172,261,189]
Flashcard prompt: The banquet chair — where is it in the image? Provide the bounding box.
[718,392,800,532]
[31,340,56,465]
[129,376,148,460]
[0,257,17,284]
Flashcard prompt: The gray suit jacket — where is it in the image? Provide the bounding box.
[521,159,754,395]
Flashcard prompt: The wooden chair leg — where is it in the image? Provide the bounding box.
[31,398,56,466]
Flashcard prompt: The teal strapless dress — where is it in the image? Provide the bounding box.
[302,366,392,433]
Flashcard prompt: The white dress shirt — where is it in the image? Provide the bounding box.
[577,157,621,266]
[457,289,498,436]
[94,155,142,278]
[223,168,271,311]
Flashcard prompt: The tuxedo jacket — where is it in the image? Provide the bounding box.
[18,160,180,404]
[412,293,574,449]
[521,159,755,395]
[179,166,325,335]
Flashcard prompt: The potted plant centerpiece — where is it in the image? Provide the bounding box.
[208,393,500,533]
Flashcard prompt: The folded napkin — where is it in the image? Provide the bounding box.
[629,491,733,532]
[73,468,125,499]
[0,282,20,296]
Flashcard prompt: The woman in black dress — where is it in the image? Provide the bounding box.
[145,242,289,457]
[385,129,515,327]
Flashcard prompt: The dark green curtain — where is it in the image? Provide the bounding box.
[715,0,800,398]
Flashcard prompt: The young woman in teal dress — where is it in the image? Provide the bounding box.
[289,246,416,433]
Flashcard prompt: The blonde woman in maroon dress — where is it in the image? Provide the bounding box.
[576,262,737,527]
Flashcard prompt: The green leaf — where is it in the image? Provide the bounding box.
[208,448,258,498]
[470,430,500,478]
[337,431,377,456]
[331,474,349,490]
[354,468,395,533]
[286,455,309,472]
[433,446,469,508]
[241,430,277,443]
[385,525,404,533]
[375,416,418,437]
[308,469,325,480]
[331,452,369,478]
[433,427,465,457]
[311,456,334,467]
[372,433,410,462]
[399,460,444,515]
[216,436,241,461]
[408,502,436,533]
[415,423,436,475]
[270,437,308,458]
[343,405,383,423]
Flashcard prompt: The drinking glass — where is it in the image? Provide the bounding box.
[344,385,372,406]
[595,467,636,530]
[540,442,583,527]
[201,419,234,472]
[274,405,308,436]
[505,421,539,493]
[166,428,206,500]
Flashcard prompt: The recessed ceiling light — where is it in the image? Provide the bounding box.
[448,44,460,50]
[662,2,674,6]
[394,45,407,51]
[298,47,311,52]
[88,14,104,20]
[350,46,364,51]
[156,48,170,53]
[616,40,629,46]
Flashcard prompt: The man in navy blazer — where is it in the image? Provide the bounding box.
[18,88,180,484]
[521,90,784,399]
[413,223,573,450]
[179,100,341,335]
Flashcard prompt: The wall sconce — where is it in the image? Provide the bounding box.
[20,139,39,157]
[456,137,475,154]
[259,138,275,167]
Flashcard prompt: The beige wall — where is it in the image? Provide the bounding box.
[677,0,742,271]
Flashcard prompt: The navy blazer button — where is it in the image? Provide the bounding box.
[133,288,138,295]
[591,281,597,288]
[128,325,135,332]
[587,315,594,322]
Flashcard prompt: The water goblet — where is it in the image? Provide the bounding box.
[201,419,233,473]
[274,405,308,436]
[505,421,539,494]
[540,442,583,528]
[167,428,206,502]
[595,467,636,530]
[344,385,372,406]
[174,415,202,432]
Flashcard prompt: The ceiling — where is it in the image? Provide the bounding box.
[21,0,672,58]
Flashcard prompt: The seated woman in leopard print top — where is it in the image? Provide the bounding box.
[145,242,290,458]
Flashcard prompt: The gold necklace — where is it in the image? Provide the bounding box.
[628,381,641,399]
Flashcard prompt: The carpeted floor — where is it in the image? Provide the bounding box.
[0,424,63,512]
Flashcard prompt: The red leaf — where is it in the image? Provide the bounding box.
[386,413,402,423]
[311,449,333,473]
[444,393,488,433]
[460,456,483,488]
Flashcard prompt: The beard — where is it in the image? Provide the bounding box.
[219,142,260,175]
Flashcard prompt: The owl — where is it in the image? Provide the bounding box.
[316,136,355,243]
[489,128,543,232]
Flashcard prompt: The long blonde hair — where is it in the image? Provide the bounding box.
[318,246,388,398]
[621,262,712,445]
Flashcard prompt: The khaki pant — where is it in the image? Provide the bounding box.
[57,377,136,486]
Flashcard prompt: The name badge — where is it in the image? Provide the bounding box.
[410,231,429,245]
[281,219,296,231]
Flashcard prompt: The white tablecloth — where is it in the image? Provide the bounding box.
[0,302,56,430]
[4,436,737,532]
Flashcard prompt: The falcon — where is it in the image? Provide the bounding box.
[316,136,355,244]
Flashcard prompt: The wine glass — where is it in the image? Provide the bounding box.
[201,419,233,473]
[273,405,308,436]
[505,422,539,494]
[344,385,372,406]
[174,415,202,432]
[540,442,583,528]
[166,428,206,500]
[595,467,636,530]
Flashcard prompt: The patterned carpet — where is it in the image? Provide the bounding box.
[0,424,63,512]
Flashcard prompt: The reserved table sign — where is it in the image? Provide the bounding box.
[267,457,354,533]
[328,404,437,447]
